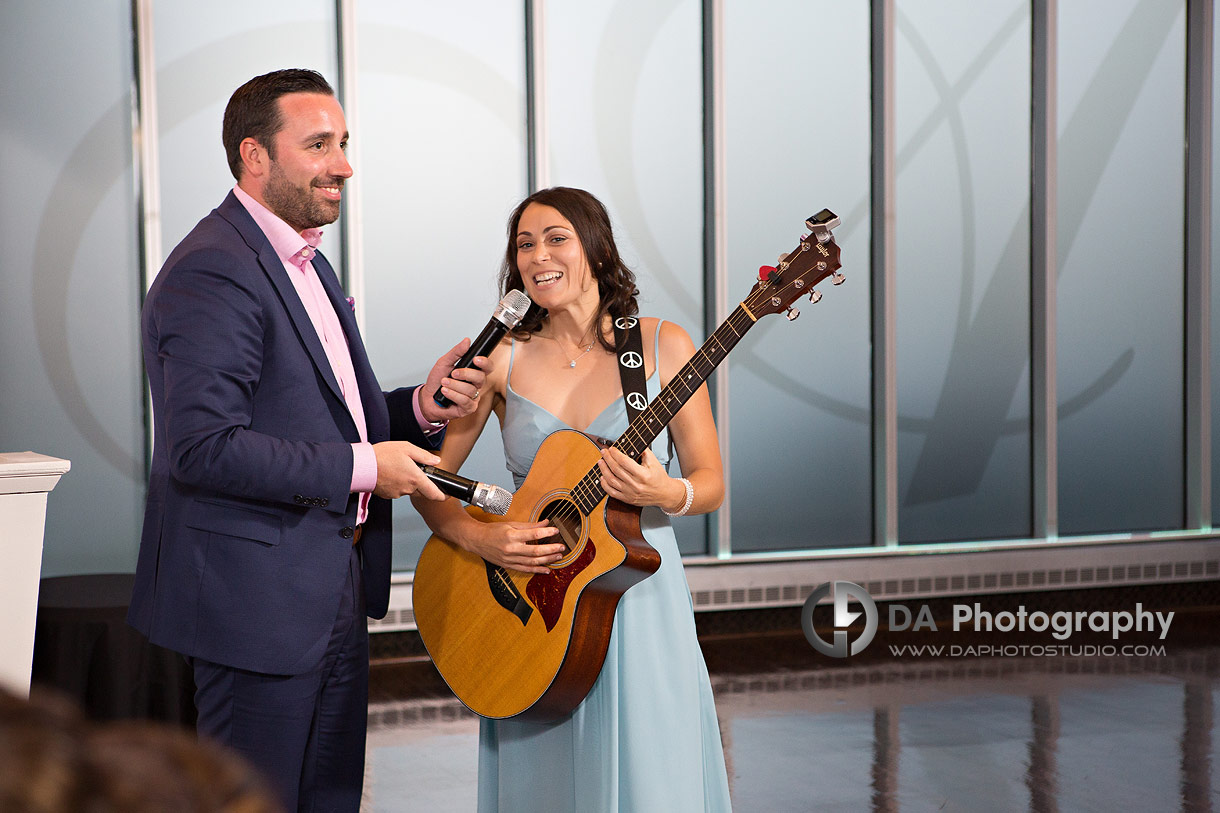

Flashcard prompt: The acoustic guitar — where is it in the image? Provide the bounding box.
[412,209,844,720]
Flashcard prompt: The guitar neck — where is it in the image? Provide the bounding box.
[570,304,759,515]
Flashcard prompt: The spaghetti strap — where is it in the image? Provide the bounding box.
[505,337,518,397]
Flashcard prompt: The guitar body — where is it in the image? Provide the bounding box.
[413,428,661,720]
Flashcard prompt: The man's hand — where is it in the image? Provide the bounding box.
[418,338,490,423]
[372,441,447,500]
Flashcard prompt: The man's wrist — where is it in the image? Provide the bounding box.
[413,388,448,435]
[351,442,378,493]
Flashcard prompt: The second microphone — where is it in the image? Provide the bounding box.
[421,465,512,516]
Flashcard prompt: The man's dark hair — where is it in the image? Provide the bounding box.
[222,69,335,181]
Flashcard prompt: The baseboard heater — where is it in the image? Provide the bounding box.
[371,536,1220,634]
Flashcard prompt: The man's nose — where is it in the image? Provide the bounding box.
[332,150,353,178]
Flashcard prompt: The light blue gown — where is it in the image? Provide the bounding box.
[477,336,732,813]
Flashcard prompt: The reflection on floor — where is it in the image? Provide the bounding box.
[362,585,1220,812]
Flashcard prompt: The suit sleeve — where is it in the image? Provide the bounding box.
[150,248,353,511]
[384,386,445,450]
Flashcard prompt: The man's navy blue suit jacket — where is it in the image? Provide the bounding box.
[129,191,436,675]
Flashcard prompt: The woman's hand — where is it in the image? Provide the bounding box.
[462,519,567,574]
[597,447,687,513]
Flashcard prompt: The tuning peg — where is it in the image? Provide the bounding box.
[785,307,800,321]
[832,272,846,286]
[808,290,822,304]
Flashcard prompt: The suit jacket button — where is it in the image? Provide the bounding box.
[340,526,354,539]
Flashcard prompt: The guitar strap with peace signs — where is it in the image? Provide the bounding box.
[611,315,674,463]
[612,315,647,424]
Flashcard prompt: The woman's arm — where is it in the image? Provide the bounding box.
[410,340,565,572]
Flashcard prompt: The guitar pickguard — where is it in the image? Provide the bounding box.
[526,538,596,631]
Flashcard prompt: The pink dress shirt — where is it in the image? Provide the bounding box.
[232,185,441,523]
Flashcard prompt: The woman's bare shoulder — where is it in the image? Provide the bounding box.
[655,318,695,350]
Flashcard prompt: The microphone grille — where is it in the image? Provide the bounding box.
[499,289,533,326]
[479,484,514,516]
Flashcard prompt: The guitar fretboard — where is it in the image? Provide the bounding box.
[568,304,758,516]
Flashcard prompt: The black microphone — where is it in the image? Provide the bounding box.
[433,289,533,408]
[421,465,513,516]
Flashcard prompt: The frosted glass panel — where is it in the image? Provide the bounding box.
[544,0,707,553]
[153,2,341,275]
[0,2,145,574]
[355,2,527,569]
[895,1,1032,544]
[1056,0,1185,535]
[724,1,872,551]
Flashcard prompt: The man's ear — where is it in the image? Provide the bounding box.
[239,137,268,178]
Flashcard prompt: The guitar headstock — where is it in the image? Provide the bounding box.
[747,208,844,321]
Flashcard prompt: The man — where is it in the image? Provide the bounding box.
[128,68,486,811]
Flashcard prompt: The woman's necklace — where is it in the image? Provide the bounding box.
[548,331,597,368]
[560,340,596,368]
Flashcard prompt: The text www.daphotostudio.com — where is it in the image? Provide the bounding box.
[801,580,1173,660]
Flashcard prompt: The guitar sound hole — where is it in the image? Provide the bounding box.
[538,498,583,557]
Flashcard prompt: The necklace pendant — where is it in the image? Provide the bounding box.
[569,360,577,368]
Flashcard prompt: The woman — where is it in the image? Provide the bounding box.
[413,187,731,812]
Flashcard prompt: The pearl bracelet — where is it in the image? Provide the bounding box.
[663,477,694,517]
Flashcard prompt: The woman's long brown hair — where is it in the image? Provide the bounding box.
[498,187,639,351]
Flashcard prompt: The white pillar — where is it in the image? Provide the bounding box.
[0,452,70,696]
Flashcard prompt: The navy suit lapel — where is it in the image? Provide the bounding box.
[215,193,347,408]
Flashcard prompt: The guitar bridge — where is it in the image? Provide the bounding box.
[485,561,532,626]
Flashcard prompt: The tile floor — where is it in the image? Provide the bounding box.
[361,647,1220,812]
